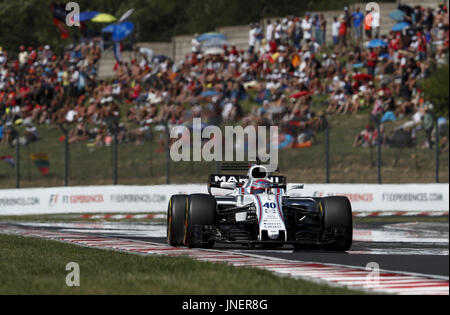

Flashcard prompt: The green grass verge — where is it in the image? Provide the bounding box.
[0,234,364,295]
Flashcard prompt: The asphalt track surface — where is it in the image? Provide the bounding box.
[127,238,449,278]
[2,219,448,279]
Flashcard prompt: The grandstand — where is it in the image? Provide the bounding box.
[98,0,446,78]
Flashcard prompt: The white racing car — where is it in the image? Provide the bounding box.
[167,163,353,251]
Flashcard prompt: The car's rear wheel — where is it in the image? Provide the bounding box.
[184,194,218,248]
[321,197,353,252]
[167,195,188,247]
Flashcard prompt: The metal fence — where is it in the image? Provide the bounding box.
[0,116,448,189]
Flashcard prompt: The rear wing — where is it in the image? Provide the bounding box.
[216,161,281,173]
[216,162,254,173]
[208,174,287,194]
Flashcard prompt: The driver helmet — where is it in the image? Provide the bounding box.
[250,179,271,195]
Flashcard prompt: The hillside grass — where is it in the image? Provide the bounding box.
[0,112,448,189]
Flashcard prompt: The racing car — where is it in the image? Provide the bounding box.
[167,163,353,251]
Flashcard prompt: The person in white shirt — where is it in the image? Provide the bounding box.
[371,9,380,38]
[332,17,340,46]
[18,46,28,66]
[274,20,282,44]
[302,14,312,41]
[249,24,257,54]
[191,34,201,53]
[66,107,78,123]
[0,49,6,65]
[266,20,274,42]
[254,23,263,52]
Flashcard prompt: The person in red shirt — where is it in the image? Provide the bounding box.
[389,33,401,55]
[417,31,427,61]
[338,16,348,52]
[367,47,377,77]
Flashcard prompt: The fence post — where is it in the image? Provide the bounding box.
[371,115,382,184]
[376,121,382,184]
[64,130,69,187]
[113,130,118,185]
[149,130,153,176]
[59,125,69,187]
[165,123,171,185]
[324,117,330,184]
[435,116,440,184]
[15,131,20,189]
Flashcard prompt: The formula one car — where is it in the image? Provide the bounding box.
[167,163,353,251]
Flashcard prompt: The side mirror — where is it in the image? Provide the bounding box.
[220,182,237,190]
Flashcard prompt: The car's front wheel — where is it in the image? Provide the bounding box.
[321,196,353,252]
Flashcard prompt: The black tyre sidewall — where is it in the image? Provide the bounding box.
[167,195,188,247]
[322,196,353,251]
[184,194,217,248]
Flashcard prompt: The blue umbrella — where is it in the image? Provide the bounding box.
[389,10,405,22]
[201,90,219,98]
[112,22,134,42]
[392,22,410,32]
[367,39,387,48]
[79,11,100,22]
[197,32,227,42]
[201,38,229,49]
[101,24,116,33]
[102,22,135,42]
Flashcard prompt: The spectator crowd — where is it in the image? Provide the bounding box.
[0,3,449,153]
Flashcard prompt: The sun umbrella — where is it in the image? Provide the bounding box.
[392,22,410,32]
[367,39,387,48]
[389,10,405,22]
[201,38,229,49]
[139,47,154,59]
[112,22,134,42]
[197,32,227,42]
[204,47,225,55]
[79,11,100,22]
[398,5,414,15]
[91,13,117,23]
[290,91,311,99]
[201,90,219,97]
[119,8,135,23]
[353,73,373,81]
[101,24,115,33]
[352,63,364,69]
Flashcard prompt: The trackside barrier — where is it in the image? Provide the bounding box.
[0,185,207,216]
[0,184,448,216]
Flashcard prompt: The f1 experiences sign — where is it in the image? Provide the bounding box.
[0,184,448,215]
[0,185,208,216]
[288,184,449,212]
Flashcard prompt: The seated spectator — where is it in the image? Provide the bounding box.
[68,121,89,144]
[354,124,376,147]
[23,122,39,144]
